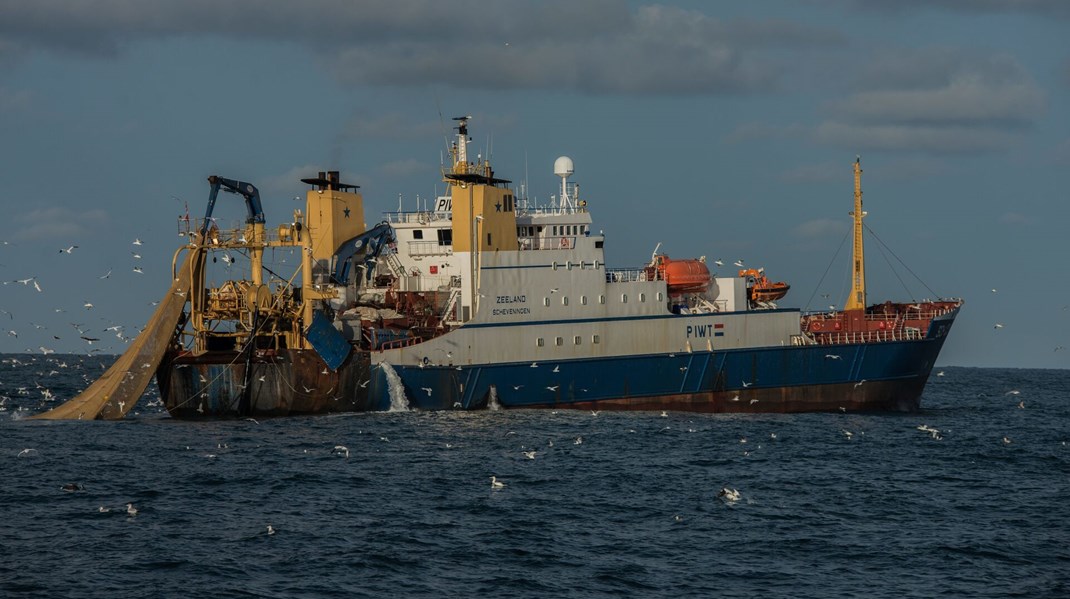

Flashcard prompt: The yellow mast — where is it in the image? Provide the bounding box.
[845,156,866,310]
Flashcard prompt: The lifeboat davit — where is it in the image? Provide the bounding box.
[653,255,712,295]
[738,269,790,303]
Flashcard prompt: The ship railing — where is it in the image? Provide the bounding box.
[605,268,662,283]
[384,211,453,225]
[407,240,453,257]
[519,237,578,251]
[378,336,424,351]
[812,327,928,345]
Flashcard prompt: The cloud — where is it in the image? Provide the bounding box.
[12,207,110,241]
[813,51,1045,153]
[257,164,331,197]
[999,212,1032,225]
[379,159,431,178]
[0,1,845,95]
[814,122,1020,153]
[792,218,848,239]
[340,113,442,141]
[835,0,1070,19]
[778,162,843,183]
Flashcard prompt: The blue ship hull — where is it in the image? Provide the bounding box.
[379,334,950,413]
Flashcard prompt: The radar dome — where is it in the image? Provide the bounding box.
[554,156,574,178]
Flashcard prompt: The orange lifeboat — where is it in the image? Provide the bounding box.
[738,268,790,303]
[653,255,712,295]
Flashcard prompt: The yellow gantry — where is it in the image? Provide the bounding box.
[845,157,867,311]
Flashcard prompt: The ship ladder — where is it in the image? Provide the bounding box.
[440,288,462,326]
[385,253,408,278]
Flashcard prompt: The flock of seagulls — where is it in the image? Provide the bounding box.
[2,238,155,353]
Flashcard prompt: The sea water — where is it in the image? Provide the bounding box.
[2,356,1068,598]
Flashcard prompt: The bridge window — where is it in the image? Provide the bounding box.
[437,229,452,246]
[555,337,563,346]
[413,229,424,240]
[486,233,491,245]
[536,337,545,347]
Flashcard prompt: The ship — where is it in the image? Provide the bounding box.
[33,117,962,420]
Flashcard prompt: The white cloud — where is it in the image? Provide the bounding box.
[792,218,848,239]
[13,207,110,241]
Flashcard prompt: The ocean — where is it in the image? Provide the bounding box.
[2,356,1068,598]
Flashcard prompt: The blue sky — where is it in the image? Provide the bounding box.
[0,0,1067,367]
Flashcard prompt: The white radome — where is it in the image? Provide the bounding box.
[553,156,574,178]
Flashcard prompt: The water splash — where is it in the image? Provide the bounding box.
[380,363,410,412]
[488,385,501,411]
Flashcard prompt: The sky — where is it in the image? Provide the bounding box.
[0,0,1067,368]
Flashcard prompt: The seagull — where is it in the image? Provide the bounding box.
[133,239,143,246]
[1005,390,1020,396]
[733,260,744,268]
[490,476,505,489]
[742,380,752,387]
[59,245,78,254]
[83,302,93,309]
[714,259,724,266]
[549,288,560,294]
[221,253,234,265]
[333,445,349,458]
[993,323,1004,329]
[749,399,759,405]
[267,525,276,535]
[512,384,523,390]
[546,385,559,391]
[854,380,866,388]
[936,371,945,377]
[842,429,854,439]
[825,354,842,360]
[660,411,668,417]
[1002,436,1012,445]
[126,503,138,516]
[98,270,112,279]
[133,266,143,274]
[1017,400,1025,409]
[530,362,538,368]
[33,280,41,292]
[359,379,370,388]
[552,365,560,373]
[717,487,741,503]
[574,436,583,445]
[522,450,536,459]
[991,288,997,293]
[420,387,433,396]
[98,506,110,513]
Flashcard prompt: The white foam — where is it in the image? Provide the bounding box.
[380,363,410,412]
[488,385,501,411]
